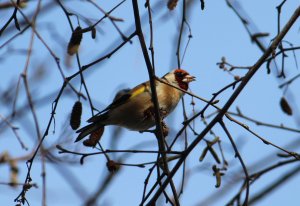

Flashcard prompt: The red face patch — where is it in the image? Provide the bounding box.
[174,69,189,90]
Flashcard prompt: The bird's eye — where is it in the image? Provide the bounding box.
[176,72,184,78]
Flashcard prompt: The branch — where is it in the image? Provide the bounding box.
[132,0,180,204]
[249,164,300,205]
[146,6,300,205]
[220,120,249,205]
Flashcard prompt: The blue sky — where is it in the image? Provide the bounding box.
[1,0,300,205]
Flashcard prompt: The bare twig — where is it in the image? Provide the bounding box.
[132,0,180,204]
[146,6,300,205]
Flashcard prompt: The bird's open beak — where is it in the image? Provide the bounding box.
[182,75,196,83]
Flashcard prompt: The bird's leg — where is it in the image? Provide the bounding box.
[139,123,168,138]
[143,106,168,119]
[159,107,168,118]
[143,106,155,120]
[161,120,169,137]
[142,107,169,137]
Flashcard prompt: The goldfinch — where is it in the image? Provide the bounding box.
[75,69,195,142]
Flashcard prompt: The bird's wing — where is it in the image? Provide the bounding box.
[87,81,151,123]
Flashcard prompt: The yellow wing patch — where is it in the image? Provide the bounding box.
[130,83,147,99]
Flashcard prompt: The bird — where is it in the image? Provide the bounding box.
[75,69,195,142]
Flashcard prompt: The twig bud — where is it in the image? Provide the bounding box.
[91,27,96,39]
[234,75,240,81]
[280,97,292,115]
[83,127,104,147]
[212,165,223,188]
[10,160,19,187]
[106,160,120,172]
[167,0,178,10]
[199,147,209,162]
[70,101,82,130]
[67,26,82,55]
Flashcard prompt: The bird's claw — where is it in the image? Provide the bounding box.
[161,121,169,137]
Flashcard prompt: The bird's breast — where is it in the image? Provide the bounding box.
[157,83,183,115]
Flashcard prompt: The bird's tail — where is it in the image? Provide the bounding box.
[75,123,104,142]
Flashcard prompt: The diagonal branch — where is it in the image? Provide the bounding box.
[146,6,300,205]
[131,0,180,205]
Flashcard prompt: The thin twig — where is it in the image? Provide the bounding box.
[146,6,300,205]
[219,120,249,206]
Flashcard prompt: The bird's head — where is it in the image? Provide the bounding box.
[163,69,196,90]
